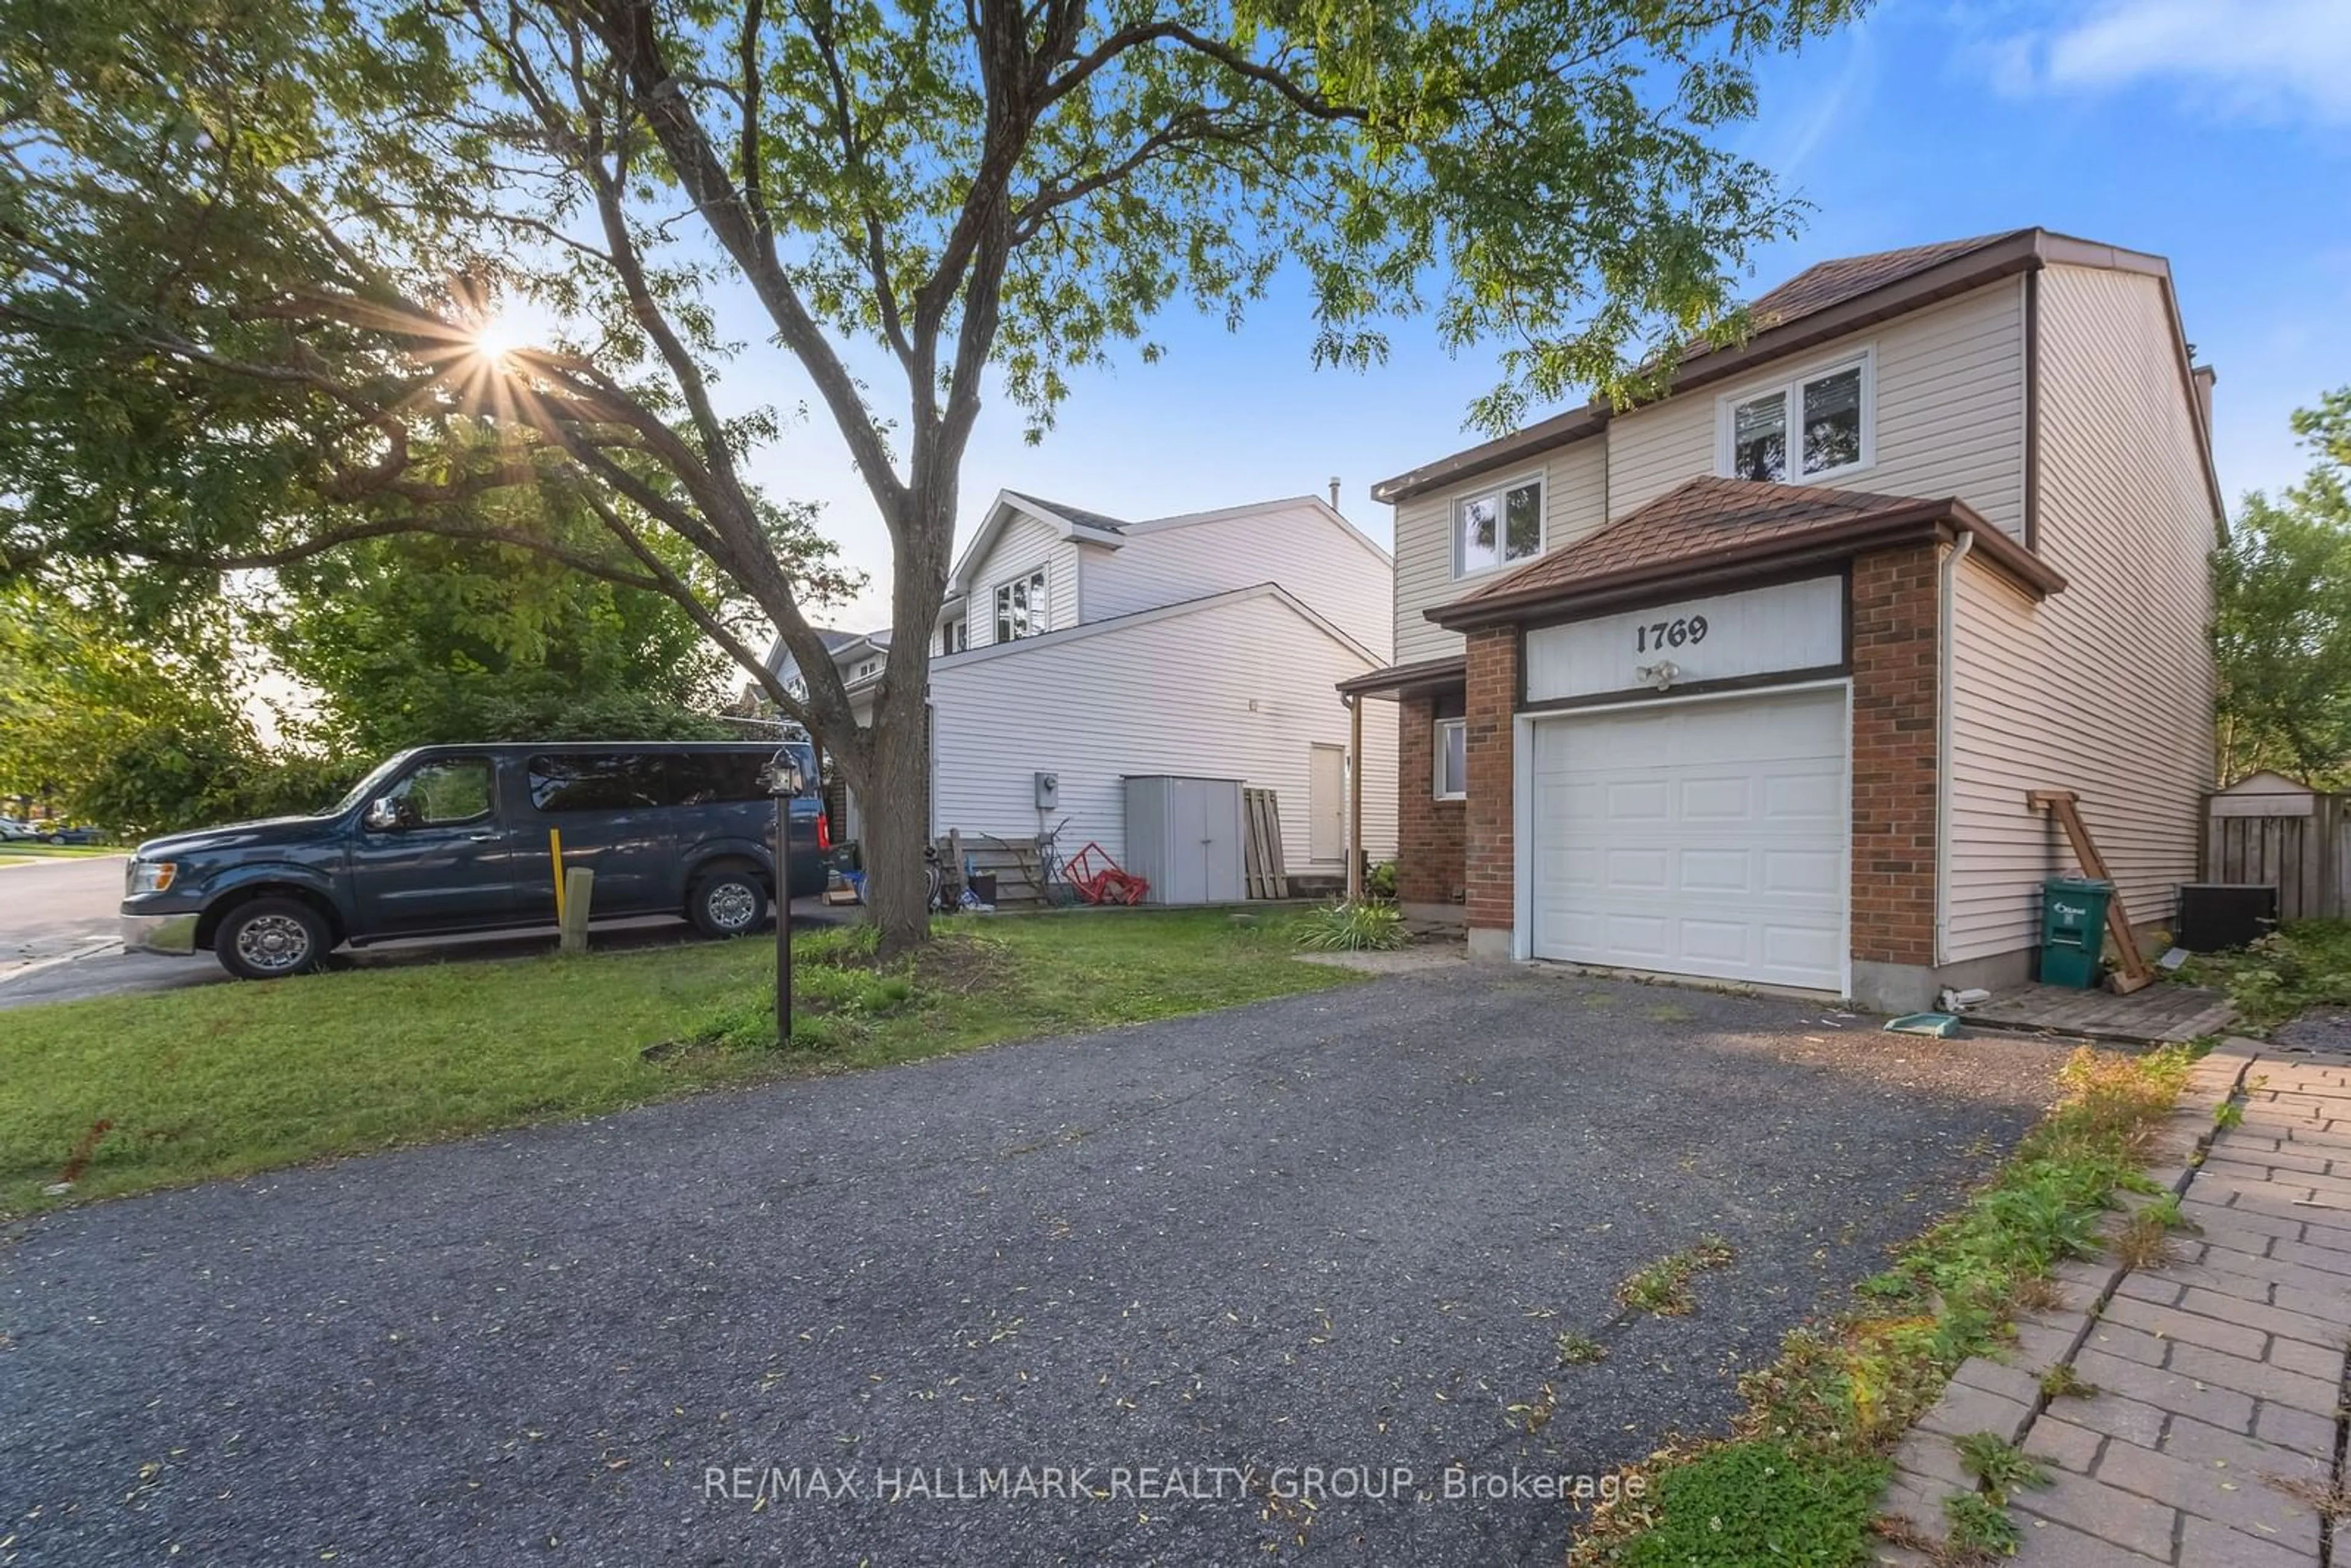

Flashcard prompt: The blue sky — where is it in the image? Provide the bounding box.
[738,0,2351,632]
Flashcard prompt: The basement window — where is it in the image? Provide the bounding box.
[1720,351,1873,483]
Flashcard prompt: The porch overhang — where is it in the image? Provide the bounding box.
[1335,654,1469,700]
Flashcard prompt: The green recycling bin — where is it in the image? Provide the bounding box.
[2039,877,2113,988]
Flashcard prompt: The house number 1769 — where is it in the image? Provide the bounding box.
[1635,615,1708,652]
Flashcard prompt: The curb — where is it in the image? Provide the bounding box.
[0,934,126,988]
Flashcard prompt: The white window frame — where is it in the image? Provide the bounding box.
[1433,717,1468,800]
[855,658,877,680]
[1715,347,1875,485]
[993,568,1049,643]
[1451,471,1546,579]
[941,618,966,656]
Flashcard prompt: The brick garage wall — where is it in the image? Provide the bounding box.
[1463,628,1518,932]
[1850,544,1941,967]
[1396,694,1464,904]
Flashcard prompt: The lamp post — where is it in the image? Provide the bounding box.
[770,752,809,1046]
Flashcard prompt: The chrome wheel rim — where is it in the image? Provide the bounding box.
[235,913,312,972]
[707,882,758,930]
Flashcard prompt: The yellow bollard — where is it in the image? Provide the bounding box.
[549,827,565,923]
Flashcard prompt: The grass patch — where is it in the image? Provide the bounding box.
[0,909,1357,1216]
[1556,1332,1608,1367]
[0,843,119,861]
[1608,1439,1889,1568]
[1615,1236,1734,1318]
[1572,1045,2192,1568]
[1292,899,1408,952]
[2175,918,2351,1030]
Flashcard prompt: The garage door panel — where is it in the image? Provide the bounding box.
[1602,913,1672,962]
[1678,776,1753,820]
[1605,779,1670,821]
[1764,770,1843,821]
[1761,848,1842,897]
[1678,849,1752,893]
[1679,920,1755,964]
[1604,847,1670,891]
[1529,688,1847,993]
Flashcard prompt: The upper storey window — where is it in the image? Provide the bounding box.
[1720,351,1872,484]
[1455,476,1542,576]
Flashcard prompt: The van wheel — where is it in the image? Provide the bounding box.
[215,897,329,980]
[689,868,768,938]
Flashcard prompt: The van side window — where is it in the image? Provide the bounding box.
[668,752,769,806]
[528,754,663,812]
[387,759,494,827]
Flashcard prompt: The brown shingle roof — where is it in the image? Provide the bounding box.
[1431,475,2065,626]
[1703,231,2032,352]
[1374,228,2059,504]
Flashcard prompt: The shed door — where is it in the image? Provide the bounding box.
[1526,688,1848,992]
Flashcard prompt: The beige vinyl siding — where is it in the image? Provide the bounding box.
[930,589,1398,871]
[966,512,1078,647]
[1390,441,1608,666]
[1944,264,2217,962]
[1083,500,1392,656]
[1606,279,2028,536]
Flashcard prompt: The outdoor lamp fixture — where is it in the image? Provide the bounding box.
[769,752,809,1045]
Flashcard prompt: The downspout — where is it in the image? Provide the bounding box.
[1933,531,1976,969]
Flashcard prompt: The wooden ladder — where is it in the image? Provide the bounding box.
[2027,790,2156,995]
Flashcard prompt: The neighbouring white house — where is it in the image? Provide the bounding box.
[768,489,1399,890]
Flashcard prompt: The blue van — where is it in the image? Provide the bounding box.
[119,741,825,979]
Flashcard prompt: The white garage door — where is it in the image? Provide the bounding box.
[1527,686,1848,992]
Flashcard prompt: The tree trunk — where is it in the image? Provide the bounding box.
[852,473,959,958]
[860,683,933,956]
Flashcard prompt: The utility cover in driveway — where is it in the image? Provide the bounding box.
[1528,685,1847,991]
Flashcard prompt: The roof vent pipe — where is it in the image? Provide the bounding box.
[1328,477,1342,511]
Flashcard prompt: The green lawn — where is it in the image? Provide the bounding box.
[0,844,121,861]
[0,909,1352,1216]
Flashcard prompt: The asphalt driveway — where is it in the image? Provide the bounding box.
[0,966,2074,1566]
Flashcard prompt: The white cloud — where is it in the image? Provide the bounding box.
[1995,0,2351,122]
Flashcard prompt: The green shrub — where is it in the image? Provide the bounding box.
[1293,899,1408,952]
[1367,859,1399,898]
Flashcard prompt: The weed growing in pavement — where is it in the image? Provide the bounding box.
[1954,1433,2048,1507]
[2038,1362,2098,1400]
[1556,1332,1608,1367]
[1942,1490,2023,1559]
[1614,1236,1734,1317]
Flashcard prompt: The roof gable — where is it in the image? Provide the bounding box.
[1373,227,2216,514]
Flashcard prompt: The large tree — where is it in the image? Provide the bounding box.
[0,0,1864,950]
[2214,389,2351,784]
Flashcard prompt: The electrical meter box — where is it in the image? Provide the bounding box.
[1033,771,1059,811]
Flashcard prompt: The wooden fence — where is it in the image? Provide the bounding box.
[2204,789,2347,921]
